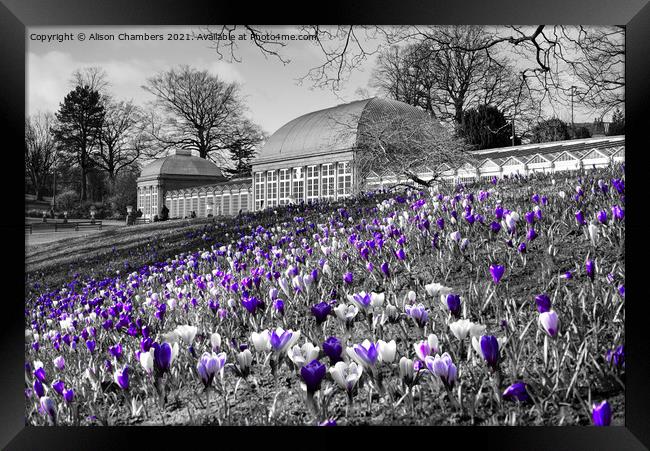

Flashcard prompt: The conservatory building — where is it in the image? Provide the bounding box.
[250,97,431,211]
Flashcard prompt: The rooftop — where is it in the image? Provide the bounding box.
[138,149,224,180]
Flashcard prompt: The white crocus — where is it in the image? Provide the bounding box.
[333,304,359,324]
[174,325,198,345]
[399,357,415,385]
[251,330,271,352]
[424,282,453,298]
[588,222,599,246]
[449,319,474,340]
[288,342,320,368]
[377,340,397,363]
[370,292,385,308]
[210,332,221,352]
[329,361,363,394]
[139,349,155,375]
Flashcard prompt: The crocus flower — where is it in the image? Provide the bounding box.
[489,264,505,284]
[251,330,271,352]
[535,294,551,313]
[446,294,461,318]
[322,337,343,364]
[611,205,624,221]
[575,210,586,226]
[395,248,406,260]
[449,319,483,341]
[288,342,320,368]
[34,367,47,383]
[236,349,253,377]
[86,340,96,353]
[269,327,300,355]
[592,400,611,426]
[605,345,625,370]
[114,365,129,390]
[562,271,573,280]
[347,292,371,310]
[333,304,359,328]
[490,221,501,233]
[424,352,457,388]
[597,210,608,224]
[414,334,440,361]
[518,242,527,254]
[329,361,363,395]
[588,223,599,246]
[33,378,45,398]
[479,335,500,369]
[347,340,380,369]
[108,343,123,360]
[380,262,390,277]
[300,359,326,394]
[196,352,226,387]
[424,282,452,298]
[175,325,198,345]
[399,357,416,386]
[377,340,397,363]
[405,304,428,328]
[152,342,178,374]
[586,260,595,281]
[139,348,154,375]
[319,418,337,426]
[539,310,559,337]
[52,380,65,396]
[40,396,57,422]
[526,228,537,241]
[311,301,332,324]
[502,381,530,402]
[63,389,74,403]
[210,333,221,352]
[343,272,354,284]
[53,356,65,371]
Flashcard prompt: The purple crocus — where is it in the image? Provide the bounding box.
[350,340,380,368]
[343,272,354,285]
[436,217,445,230]
[502,381,530,403]
[380,262,390,278]
[592,400,611,426]
[108,343,123,360]
[597,210,608,224]
[273,299,285,316]
[606,345,625,370]
[480,335,500,370]
[241,296,260,315]
[490,221,501,233]
[40,396,57,422]
[311,301,332,325]
[446,294,461,318]
[526,228,537,241]
[489,264,505,284]
[575,210,586,226]
[153,342,173,374]
[539,310,559,337]
[518,242,527,254]
[586,260,595,281]
[52,380,65,396]
[611,205,624,221]
[300,359,326,394]
[405,304,429,328]
[63,389,74,403]
[86,340,96,353]
[33,378,45,398]
[322,337,343,364]
[524,211,535,224]
[34,367,47,383]
[535,294,551,313]
[395,248,406,261]
[114,366,129,390]
[424,353,457,389]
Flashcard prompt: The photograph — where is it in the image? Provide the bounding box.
[21,23,629,429]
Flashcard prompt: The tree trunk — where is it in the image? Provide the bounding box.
[80,165,87,202]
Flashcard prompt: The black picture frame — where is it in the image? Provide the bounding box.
[5,0,648,449]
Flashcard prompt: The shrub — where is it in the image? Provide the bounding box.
[153,215,159,222]
[530,118,571,143]
[160,205,169,221]
[55,190,79,213]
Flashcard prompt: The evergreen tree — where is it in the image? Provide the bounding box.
[224,121,264,178]
[459,105,515,149]
[530,118,571,143]
[607,108,625,136]
[53,85,105,202]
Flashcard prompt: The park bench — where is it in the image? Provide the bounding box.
[135,218,151,225]
[24,221,103,234]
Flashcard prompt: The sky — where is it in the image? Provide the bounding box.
[27,25,612,140]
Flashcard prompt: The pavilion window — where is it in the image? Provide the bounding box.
[321,163,335,200]
[240,192,248,212]
[337,162,352,198]
[254,172,265,210]
[199,196,206,217]
[214,195,222,216]
[306,165,319,202]
[165,197,171,214]
[267,170,278,208]
[232,192,240,214]
[223,194,231,216]
[172,198,178,217]
[152,187,158,216]
[278,168,290,205]
[292,167,304,203]
[184,197,191,217]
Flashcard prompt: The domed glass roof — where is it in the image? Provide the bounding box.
[139,149,223,179]
[256,97,433,164]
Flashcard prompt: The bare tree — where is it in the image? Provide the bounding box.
[95,100,144,190]
[341,110,472,189]
[25,112,58,200]
[142,65,258,164]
